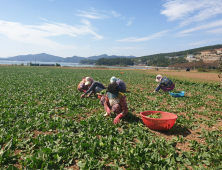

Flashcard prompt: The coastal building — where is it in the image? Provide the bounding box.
[186,54,199,62]
[187,54,195,59]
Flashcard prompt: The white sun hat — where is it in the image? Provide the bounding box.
[85,77,93,85]
[156,75,163,82]
[110,76,118,83]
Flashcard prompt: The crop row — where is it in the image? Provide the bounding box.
[0,66,221,169]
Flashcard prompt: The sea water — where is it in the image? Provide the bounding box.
[0,60,166,70]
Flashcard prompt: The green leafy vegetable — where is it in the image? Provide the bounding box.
[0,66,221,169]
[146,112,162,118]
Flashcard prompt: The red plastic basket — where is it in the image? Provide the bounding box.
[140,111,177,131]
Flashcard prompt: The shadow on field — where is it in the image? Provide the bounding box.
[124,112,143,123]
[169,95,190,99]
[157,124,191,137]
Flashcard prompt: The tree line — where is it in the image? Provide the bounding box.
[144,56,188,67]
[79,56,187,67]
[79,59,96,65]
[95,57,134,66]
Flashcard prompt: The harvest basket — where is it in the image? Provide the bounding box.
[140,111,177,131]
[169,91,185,97]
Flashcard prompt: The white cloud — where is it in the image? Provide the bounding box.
[188,41,206,46]
[117,30,169,42]
[76,8,135,28]
[0,20,103,49]
[207,27,222,34]
[81,19,91,26]
[112,47,142,50]
[76,10,109,19]
[161,0,222,27]
[126,17,135,26]
[176,19,222,36]
[110,11,125,20]
[76,8,127,21]
[126,21,132,26]
[110,11,121,17]
[39,17,47,21]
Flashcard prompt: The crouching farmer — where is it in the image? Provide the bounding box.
[100,82,128,124]
[81,79,106,98]
[154,74,175,92]
[110,76,126,92]
[77,77,93,93]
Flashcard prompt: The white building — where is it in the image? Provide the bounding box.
[187,54,195,59]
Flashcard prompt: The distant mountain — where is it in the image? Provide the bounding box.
[0,53,137,63]
[87,54,136,60]
[5,53,62,62]
[62,56,85,63]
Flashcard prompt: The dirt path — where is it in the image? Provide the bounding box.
[143,69,221,83]
[65,66,222,83]
[69,66,221,83]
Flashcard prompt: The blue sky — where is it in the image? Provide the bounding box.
[0,0,222,58]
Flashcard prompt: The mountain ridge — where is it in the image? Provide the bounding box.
[0,53,137,63]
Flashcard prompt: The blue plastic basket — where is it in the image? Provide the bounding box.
[169,91,185,97]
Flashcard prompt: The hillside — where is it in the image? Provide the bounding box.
[136,44,222,62]
[79,44,222,67]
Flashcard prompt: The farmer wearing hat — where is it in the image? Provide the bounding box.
[110,76,126,92]
[100,82,128,124]
[81,78,106,98]
[154,75,175,92]
[77,77,94,92]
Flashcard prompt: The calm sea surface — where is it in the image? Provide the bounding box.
[0,60,166,70]
[0,60,87,67]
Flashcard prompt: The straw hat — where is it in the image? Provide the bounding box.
[85,77,92,85]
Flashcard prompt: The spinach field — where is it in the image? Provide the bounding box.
[0,66,221,170]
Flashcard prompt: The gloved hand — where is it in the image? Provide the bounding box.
[106,106,111,115]
[114,114,123,124]
[104,112,109,117]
